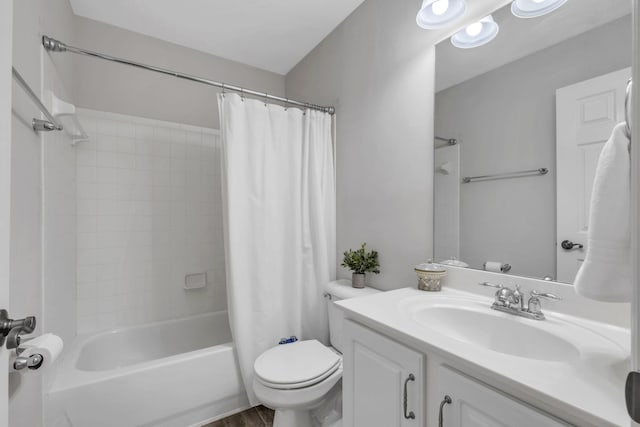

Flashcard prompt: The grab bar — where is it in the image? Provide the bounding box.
[12,67,63,132]
[462,168,548,184]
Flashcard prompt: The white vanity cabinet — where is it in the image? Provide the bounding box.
[342,320,571,427]
[342,320,425,427]
[435,367,569,427]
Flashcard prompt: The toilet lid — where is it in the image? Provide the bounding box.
[254,340,341,389]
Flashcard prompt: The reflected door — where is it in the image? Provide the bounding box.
[556,67,631,283]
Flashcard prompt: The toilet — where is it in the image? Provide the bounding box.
[252,280,380,427]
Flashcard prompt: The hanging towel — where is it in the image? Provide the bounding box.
[574,123,631,302]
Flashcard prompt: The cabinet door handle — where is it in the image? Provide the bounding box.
[438,395,452,427]
[403,373,416,420]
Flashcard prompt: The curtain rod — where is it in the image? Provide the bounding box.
[42,35,335,115]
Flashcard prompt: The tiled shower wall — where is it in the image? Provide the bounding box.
[75,109,226,334]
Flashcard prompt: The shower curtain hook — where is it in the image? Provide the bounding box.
[264,92,268,108]
[240,88,244,102]
[221,83,225,98]
[284,99,289,111]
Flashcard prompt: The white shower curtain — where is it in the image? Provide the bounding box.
[218,93,336,405]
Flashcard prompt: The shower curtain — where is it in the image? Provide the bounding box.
[218,93,336,405]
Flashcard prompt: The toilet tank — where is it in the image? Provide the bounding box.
[325,280,381,353]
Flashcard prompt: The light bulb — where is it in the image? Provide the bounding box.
[512,0,567,18]
[431,0,450,16]
[465,21,483,37]
[451,15,498,49]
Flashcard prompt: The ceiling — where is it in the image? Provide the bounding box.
[68,0,366,75]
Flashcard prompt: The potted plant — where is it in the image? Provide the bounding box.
[341,243,380,288]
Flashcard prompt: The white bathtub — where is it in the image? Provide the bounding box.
[46,312,249,427]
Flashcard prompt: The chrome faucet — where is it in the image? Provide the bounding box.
[478,282,561,320]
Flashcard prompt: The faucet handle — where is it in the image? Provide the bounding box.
[527,290,561,317]
[478,282,502,288]
[531,290,562,301]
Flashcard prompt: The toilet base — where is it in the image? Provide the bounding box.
[273,409,313,427]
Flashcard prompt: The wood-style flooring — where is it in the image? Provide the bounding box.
[203,406,275,427]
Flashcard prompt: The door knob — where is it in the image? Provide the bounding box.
[0,309,36,349]
[561,240,583,250]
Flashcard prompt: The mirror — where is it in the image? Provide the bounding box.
[434,0,631,283]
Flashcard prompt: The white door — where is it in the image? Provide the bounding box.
[633,4,640,427]
[556,68,631,283]
[436,367,569,427]
[0,1,13,426]
[343,320,424,427]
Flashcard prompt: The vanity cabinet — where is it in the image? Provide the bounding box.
[343,320,571,427]
[435,367,569,427]
[343,320,425,427]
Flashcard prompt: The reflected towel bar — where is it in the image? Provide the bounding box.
[12,67,63,132]
[463,168,548,184]
[625,78,632,141]
[435,136,458,149]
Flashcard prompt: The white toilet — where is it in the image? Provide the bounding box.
[253,280,380,427]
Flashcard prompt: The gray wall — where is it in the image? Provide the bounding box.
[72,16,286,129]
[11,1,76,426]
[435,16,632,279]
[285,0,436,290]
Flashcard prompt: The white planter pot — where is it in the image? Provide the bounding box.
[352,273,365,288]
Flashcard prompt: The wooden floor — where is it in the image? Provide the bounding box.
[203,406,275,427]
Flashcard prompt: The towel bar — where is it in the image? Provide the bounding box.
[462,168,548,184]
[12,67,63,133]
[625,78,632,141]
[435,136,458,149]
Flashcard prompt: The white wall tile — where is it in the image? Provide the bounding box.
[76,148,96,166]
[76,109,224,334]
[77,215,97,233]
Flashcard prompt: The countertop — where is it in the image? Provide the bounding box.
[336,287,630,427]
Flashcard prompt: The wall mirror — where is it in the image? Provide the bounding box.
[434,0,631,283]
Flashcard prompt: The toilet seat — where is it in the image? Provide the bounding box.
[254,340,341,390]
[253,364,343,410]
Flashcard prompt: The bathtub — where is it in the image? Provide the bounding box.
[46,312,249,427]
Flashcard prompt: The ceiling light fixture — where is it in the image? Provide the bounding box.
[451,15,499,49]
[416,0,467,29]
[511,0,568,18]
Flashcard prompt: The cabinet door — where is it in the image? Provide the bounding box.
[436,367,569,427]
[343,320,424,427]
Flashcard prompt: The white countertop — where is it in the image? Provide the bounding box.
[336,287,630,427]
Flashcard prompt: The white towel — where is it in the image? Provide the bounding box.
[574,123,631,302]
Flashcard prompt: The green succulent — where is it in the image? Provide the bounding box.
[341,243,380,275]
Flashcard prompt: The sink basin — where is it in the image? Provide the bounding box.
[402,297,586,362]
